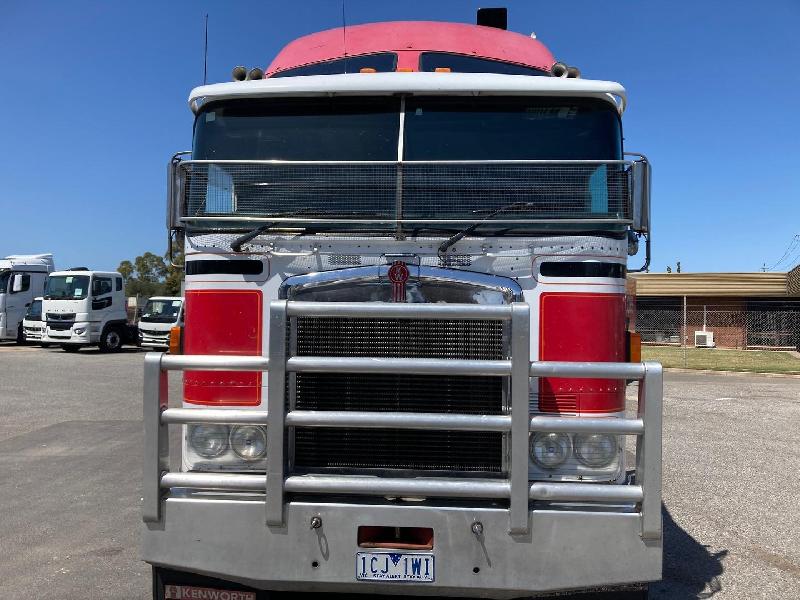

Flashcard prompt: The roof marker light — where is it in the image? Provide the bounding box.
[434,67,452,73]
[551,62,568,78]
[359,67,377,73]
[396,67,413,72]
[246,67,264,80]
[231,66,247,81]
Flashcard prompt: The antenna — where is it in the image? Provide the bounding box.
[341,0,348,72]
[203,14,209,85]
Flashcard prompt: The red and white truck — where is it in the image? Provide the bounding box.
[143,11,661,599]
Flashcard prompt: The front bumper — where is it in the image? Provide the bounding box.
[143,496,661,598]
[43,323,94,344]
[142,301,663,597]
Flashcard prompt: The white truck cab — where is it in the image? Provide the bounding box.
[21,296,47,345]
[137,296,183,349]
[42,269,133,352]
[0,254,54,343]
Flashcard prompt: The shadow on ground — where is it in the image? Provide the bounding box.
[649,505,727,599]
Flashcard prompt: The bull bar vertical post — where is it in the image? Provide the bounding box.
[266,300,288,525]
[143,352,168,523]
[637,361,663,539]
[509,303,531,534]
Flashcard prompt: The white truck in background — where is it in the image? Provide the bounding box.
[0,254,54,343]
[137,296,183,349]
[42,268,136,352]
[22,297,48,345]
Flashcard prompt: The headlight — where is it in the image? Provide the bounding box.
[74,327,86,335]
[574,433,618,468]
[530,432,571,469]
[230,425,267,460]
[188,424,229,458]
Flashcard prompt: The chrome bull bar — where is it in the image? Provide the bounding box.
[143,300,662,540]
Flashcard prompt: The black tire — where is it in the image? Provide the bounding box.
[61,344,80,353]
[16,324,26,345]
[99,326,123,353]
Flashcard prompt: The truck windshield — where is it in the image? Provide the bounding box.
[141,299,182,323]
[45,275,90,300]
[404,97,621,160]
[0,271,9,294]
[26,299,42,320]
[194,97,399,161]
[191,96,623,232]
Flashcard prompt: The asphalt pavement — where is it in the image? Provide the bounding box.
[0,342,798,599]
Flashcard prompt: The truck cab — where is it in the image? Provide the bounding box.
[143,14,661,600]
[138,296,183,349]
[0,253,54,343]
[21,297,47,345]
[42,269,132,352]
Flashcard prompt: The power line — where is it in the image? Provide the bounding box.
[766,234,800,271]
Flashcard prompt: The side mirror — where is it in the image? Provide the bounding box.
[629,154,651,235]
[11,274,23,293]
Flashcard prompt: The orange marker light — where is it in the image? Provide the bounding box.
[396,67,413,72]
[169,326,182,355]
[628,331,642,363]
[359,67,377,73]
[434,67,452,73]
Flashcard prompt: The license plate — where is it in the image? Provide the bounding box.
[356,552,435,582]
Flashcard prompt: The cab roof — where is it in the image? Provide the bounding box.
[50,270,120,277]
[266,21,555,76]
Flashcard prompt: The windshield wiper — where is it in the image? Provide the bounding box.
[437,202,538,255]
[230,209,392,252]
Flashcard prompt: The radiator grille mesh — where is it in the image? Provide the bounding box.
[291,316,507,474]
[295,317,505,359]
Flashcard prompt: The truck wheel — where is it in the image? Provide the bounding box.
[16,324,26,345]
[62,344,80,353]
[99,326,123,353]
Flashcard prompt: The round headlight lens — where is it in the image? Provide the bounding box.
[530,432,571,469]
[230,425,267,461]
[188,424,229,458]
[574,433,618,468]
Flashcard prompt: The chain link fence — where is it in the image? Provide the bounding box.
[636,308,800,350]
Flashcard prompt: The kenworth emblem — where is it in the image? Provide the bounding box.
[387,261,410,302]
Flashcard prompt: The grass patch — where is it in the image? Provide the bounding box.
[642,346,800,374]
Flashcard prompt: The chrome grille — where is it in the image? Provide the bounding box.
[290,316,507,474]
[295,317,505,359]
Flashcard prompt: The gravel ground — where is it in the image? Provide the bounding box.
[0,342,798,599]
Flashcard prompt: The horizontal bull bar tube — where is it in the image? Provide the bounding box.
[161,472,265,492]
[162,408,270,425]
[285,301,514,320]
[159,354,269,372]
[530,416,645,435]
[530,482,643,503]
[159,472,643,504]
[284,475,511,498]
[530,361,646,380]
[286,410,512,431]
[287,356,512,377]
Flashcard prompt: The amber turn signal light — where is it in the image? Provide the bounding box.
[627,331,642,363]
[169,326,183,355]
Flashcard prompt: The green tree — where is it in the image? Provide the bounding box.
[117,260,134,282]
[117,240,185,298]
[163,236,185,296]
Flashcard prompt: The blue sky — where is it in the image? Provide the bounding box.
[1,0,798,273]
